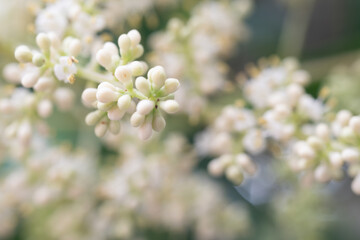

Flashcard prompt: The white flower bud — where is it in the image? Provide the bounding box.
[34,77,55,91]
[342,148,359,163]
[54,88,74,111]
[150,66,166,90]
[135,77,150,96]
[103,42,119,56]
[295,141,315,160]
[107,107,126,121]
[351,174,360,195]
[118,34,131,53]
[164,78,180,95]
[136,100,155,115]
[225,165,244,185]
[95,122,108,137]
[3,63,21,83]
[36,33,51,50]
[48,32,61,49]
[129,61,148,76]
[138,119,153,141]
[130,112,145,127]
[292,70,310,85]
[152,112,166,132]
[315,123,330,140]
[274,104,291,118]
[97,102,113,111]
[109,121,121,135]
[208,159,225,177]
[32,53,45,67]
[82,88,97,106]
[96,49,113,69]
[159,100,179,114]
[85,110,104,126]
[37,100,53,118]
[68,38,81,56]
[314,164,331,183]
[340,126,355,139]
[128,29,141,47]
[306,136,323,150]
[21,72,39,88]
[329,152,343,168]
[349,116,360,135]
[133,45,144,59]
[286,83,303,105]
[115,66,132,85]
[336,110,352,126]
[17,120,32,145]
[236,154,257,175]
[15,45,33,63]
[96,87,119,103]
[117,94,131,111]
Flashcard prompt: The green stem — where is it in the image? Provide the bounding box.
[77,68,119,85]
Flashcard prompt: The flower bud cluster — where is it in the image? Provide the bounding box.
[14,32,81,87]
[208,153,257,185]
[149,1,252,120]
[197,58,327,185]
[83,30,180,140]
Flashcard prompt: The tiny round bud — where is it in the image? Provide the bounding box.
[109,121,121,135]
[314,164,331,183]
[159,100,179,114]
[115,66,132,85]
[21,72,39,88]
[138,119,152,141]
[349,116,360,135]
[315,123,330,140]
[37,99,53,118]
[336,110,352,126]
[96,49,112,69]
[342,148,359,163]
[236,154,256,175]
[152,112,166,132]
[150,66,166,90]
[15,45,33,63]
[95,122,108,137]
[107,107,125,121]
[306,136,323,150]
[133,45,144,59]
[292,70,310,85]
[164,78,180,95]
[225,166,244,185]
[96,87,119,103]
[32,53,45,67]
[17,120,32,145]
[36,33,51,50]
[130,112,145,127]
[54,88,74,111]
[128,29,141,47]
[208,159,225,177]
[135,77,150,96]
[329,152,343,168]
[69,38,82,56]
[118,34,131,53]
[85,110,104,126]
[136,100,155,115]
[82,88,97,107]
[117,94,131,111]
[129,61,148,76]
[103,42,118,56]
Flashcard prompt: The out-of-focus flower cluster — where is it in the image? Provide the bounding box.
[0,135,249,240]
[149,0,252,122]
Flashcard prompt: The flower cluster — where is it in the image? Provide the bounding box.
[149,0,252,121]
[197,58,327,185]
[82,30,180,140]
